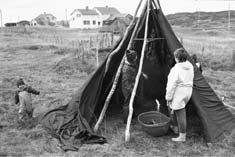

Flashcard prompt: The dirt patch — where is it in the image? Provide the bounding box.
[1,78,17,102]
[0,103,10,114]
[0,108,5,114]
[194,30,222,37]
[22,130,45,140]
[53,47,77,55]
[22,44,58,50]
[1,77,17,88]
[53,55,95,75]
[0,153,7,157]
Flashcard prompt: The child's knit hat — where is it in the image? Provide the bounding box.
[16,78,25,87]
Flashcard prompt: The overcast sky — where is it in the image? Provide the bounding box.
[0,0,235,23]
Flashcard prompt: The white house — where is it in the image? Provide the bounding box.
[69,7,100,29]
[69,6,121,29]
[30,19,37,26]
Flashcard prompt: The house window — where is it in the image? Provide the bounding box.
[83,20,90,25]
[93,20,96,25]
[98,22,100,25]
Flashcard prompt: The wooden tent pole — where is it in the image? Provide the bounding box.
[154,0,161,10]
[224,103,235,110]
[104,0,145,74]
[152,0,158,9]
[93,57,124,133]
[93,0,145,133]
[125,0,151,142]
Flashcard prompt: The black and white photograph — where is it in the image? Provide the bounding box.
[0,0,235,156]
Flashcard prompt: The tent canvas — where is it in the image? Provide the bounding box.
[40,0,235,151]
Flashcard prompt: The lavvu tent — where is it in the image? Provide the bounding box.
[40,0,235,151]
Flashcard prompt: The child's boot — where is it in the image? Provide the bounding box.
[172,133,186,142]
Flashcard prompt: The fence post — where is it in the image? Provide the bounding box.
[233,50,235,70]
[81,41,85,63]
[180,37,183,45]
[89,36,92,49]
[111,32,114,46]
[96,35,99,67]
[201,45,205,57]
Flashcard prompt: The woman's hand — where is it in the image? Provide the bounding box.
[167,100,172,107]
[142,72,148,79]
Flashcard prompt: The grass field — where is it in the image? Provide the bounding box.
[0,27,234,156]
[173,26,235,71]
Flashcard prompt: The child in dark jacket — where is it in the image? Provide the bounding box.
[15,78,40,121]
[191,54,202,73]
[121,50,148,123]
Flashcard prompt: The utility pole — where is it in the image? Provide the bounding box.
[197,10,200,28]
[65,9,68,22]
[65,9,68,27]
[195,0,200,28]
[0,9,2,27]
[228,2,231,31]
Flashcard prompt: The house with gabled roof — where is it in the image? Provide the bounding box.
[33,12,57,26]
[93,6,121,24]
[70,6,100,29]
[17,20,30,27]
[69,6,121,29]
[100,13,133,34]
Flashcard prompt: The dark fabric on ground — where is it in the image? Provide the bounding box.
[40,6,235,151]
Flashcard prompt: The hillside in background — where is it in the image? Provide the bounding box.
[166,10,235,29]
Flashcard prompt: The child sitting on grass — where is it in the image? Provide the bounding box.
[15,78,40,121]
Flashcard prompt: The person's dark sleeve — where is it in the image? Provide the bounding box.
[15,91,19,104]
[27,86,40,95]
[199,65,203,73]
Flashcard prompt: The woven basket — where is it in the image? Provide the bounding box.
[138,111,170,137]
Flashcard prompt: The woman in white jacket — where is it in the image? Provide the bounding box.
[165,48,194,142]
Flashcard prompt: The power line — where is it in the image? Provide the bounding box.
[65,9,68,22]
[228,2,231,31]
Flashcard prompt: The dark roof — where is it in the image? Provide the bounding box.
[99,25,113,32]
[71,9,98,15]
[4,23,17,27]
[105,14,133,22]
[94,7,120,15]
[17,20,30,24]
[35,13,56,20]
[100,17,131,33]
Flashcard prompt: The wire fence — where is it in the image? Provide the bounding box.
[0,26,120,66]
